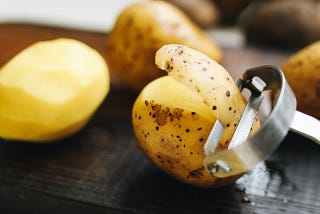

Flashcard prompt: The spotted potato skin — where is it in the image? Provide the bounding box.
[132,97,238,188]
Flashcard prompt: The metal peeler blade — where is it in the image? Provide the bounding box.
[204,65,320,178]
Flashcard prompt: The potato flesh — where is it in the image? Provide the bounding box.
[133,76,234,187]
[142,76,215,121]
[0,38,110,142]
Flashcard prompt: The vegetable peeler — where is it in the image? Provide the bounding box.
[204,65,320,178]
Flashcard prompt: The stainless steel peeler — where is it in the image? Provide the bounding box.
[204,65,320,178]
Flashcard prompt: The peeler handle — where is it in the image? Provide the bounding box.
[290,111,320,145]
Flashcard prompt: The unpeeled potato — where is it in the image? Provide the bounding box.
[0,38,110,142]
[106,0,222,91]
[132,45,259,187]
[281,41,320,118]
[165,0,220,28]
[241,0,320,48]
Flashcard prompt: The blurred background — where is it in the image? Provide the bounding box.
[1,0,319,48]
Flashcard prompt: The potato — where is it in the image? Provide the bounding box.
[0,38,110,142]
[280,41,320,118]
[106,0,222,91]
[212,0,252,24]
[165,0,220,28]
[132,45,259,187]
[241,0,320,48]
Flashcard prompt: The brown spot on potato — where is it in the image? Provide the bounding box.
[126,17,134,26]
[171,108,183,120]
[135,33,143,40]
[212,105,217,110]
[187,167,205,179]
[148,101,185,126]
[226,90,231,97]
[195,86,200,93]
[166,62,171,71]
[294,60,303,67]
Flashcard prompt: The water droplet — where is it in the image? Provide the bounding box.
[241,196,251,203]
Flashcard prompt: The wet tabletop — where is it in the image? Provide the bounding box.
[0,24,319,214]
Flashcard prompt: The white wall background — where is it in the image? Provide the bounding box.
[0,0,136,32]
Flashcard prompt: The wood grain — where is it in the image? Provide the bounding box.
[0,24,319,214]
[0,24,106,66]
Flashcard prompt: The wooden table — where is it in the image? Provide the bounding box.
[0,24,319,214]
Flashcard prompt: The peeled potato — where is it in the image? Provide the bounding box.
[281,41,320,118]
[106,0,222,91]
[0,38,110,142]
[132,45,259,187]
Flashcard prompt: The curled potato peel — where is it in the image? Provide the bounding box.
[156,44,259,138]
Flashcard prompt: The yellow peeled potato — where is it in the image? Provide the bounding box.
[106,0,222,90]
[281,41,320,118]
[132,45,259,187]
[0,38,110,142]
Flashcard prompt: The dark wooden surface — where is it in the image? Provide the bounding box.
[0,24,319,214]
